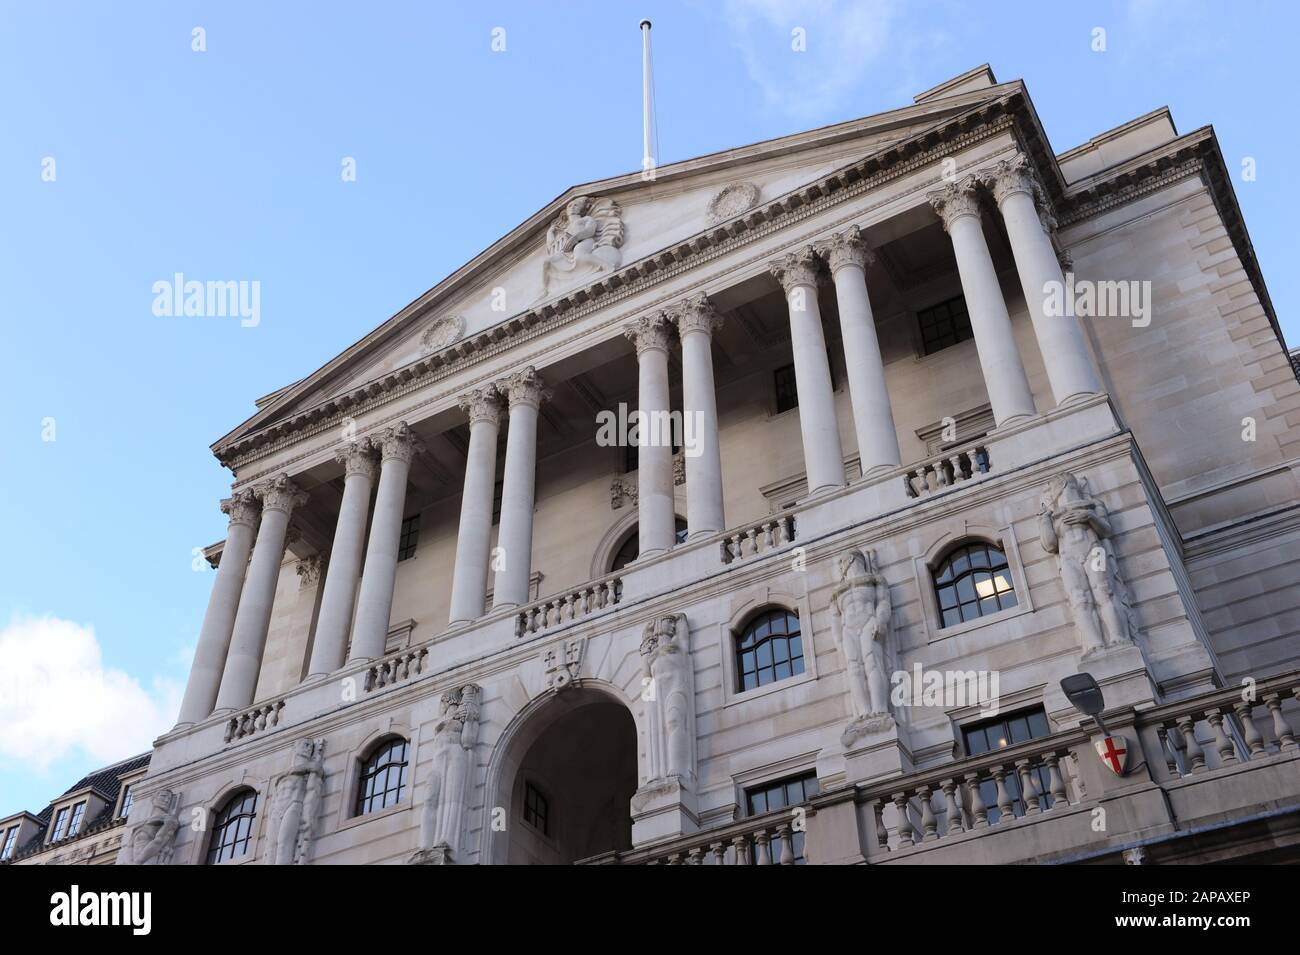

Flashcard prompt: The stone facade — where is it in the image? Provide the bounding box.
[17,66,1296,866]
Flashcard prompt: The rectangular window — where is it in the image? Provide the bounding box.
[50,807,69,842]
[918,295,973,355]
[67,801,87,837]
[120,784,134,819]
[397,513,420,561]
[962,707,1054,822]
[1,826,17,860]
[744,771,820,863]
[522,781,549,836]
[773,363,799,413]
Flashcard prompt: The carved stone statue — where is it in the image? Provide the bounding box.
[266,738,326,865]
[640,614,696,784]
[121,790,180,865]
[410,684,481,865]
[829,548,896,747]
[1039,472,1138,656]
[541,196,624,295]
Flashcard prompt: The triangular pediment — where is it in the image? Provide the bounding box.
[216,68,1015,454]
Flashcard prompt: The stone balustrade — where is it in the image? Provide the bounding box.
[364,647,429,693]
[1156,678,1300,776]
[719,513,797,565]
[515,574,624,638]
[223,699,285,743]
[581,806,807,865]
[903,443,991,499]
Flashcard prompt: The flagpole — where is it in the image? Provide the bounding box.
[640,19,654,178]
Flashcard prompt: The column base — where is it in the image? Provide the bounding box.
[631,777,699,845]
[861,462,899,480]
[1056,390,1103,408]
[992,411,1038,431]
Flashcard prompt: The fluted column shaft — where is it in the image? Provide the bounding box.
[815,228,901,474]
[672,295,726,538]
[930,178,1036,427]
[493,368,549,609]
[214,475,308,712]
[307,441,377,677]
[769,248,845,494]
[626,315,677,556]
[348,423,422,662]
[984,155,1101,406]
[449,390,503,625]
[176,491,261,725]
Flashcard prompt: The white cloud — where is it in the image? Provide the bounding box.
[0,615,180,772]
[720,0,941,118]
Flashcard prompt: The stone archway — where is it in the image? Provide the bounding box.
[491,686,638,865]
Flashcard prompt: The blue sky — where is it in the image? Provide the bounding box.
[1,0,1296,814]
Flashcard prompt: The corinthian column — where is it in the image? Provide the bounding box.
[670,294,726,538]
[348,423,422,662]
[492,367,550,609]
[448,389,503,626]
[982,154,1101,406]
[307,440,378,677]
[625,314,677,558]
[214,475,308,713]
[929,178,1037,427]
[176,490,261,726]
[768,247,846,495]
[814,227,901,475]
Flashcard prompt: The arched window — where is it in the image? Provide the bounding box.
[207,789,258,864]
[735,608,804,692]
[933,541,1017,627]
[608,518,688,572]
[355,737,409,815]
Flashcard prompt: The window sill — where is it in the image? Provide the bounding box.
[724,669,816,708]
[336,799,409,833]
[929,601,1029,642]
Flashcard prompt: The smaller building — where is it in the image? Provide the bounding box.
[0,753,150,865]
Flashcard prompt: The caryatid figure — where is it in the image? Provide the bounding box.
[640,614,696,784]
[1038,472,1137,656]
[411,684,481,865]
[267,738,326,865]
[122,790,180,865]
[829,548,895,745]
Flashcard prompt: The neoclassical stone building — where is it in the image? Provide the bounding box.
[100,66,1300,865]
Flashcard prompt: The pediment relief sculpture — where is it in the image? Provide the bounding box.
[541,196,624,296]
[707,181,760,223]
[420,313,466,355]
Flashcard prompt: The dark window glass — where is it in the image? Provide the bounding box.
[744,772,820,863]
[398,513,420,561]
[609,519,689,572]
[933,542,1016,627]
[735,608,805,692]
[119,784,134,819]
[918,295,973,355]
[207,789,258,864]
[2,826,18,860]
[962,708,1054,823]
[67,801,87,836]
[356,738,409,815]
[50,807,69,842]
[523,781,549,835]
[774,363,799,413]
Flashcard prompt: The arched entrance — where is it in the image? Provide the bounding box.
[492,686,638,864]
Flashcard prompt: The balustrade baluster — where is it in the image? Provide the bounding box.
[918,786,939,841]
[871,799,889,849]
[941,779,964,835]
[711,841,726,865]
[892,793,915,847]
[1044,752,1068,808]
[1232,701,1267,758]
[992,767,1014,823]
[963,772,988,829]
[731,834,750,866]
[754,830,772,864]
[1015,759,1042,814]
[1175,716,1206,773]
[1264,692,1297,750]
[1205,708,1238,765]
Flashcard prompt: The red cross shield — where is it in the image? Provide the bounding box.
[1095,735,1129,776]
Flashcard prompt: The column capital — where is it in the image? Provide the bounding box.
[980,153,1058,232]
[334,439,378,480]
[814,225,876,274]
[500,365,552,409]
[220,489,261,528]
[373,421,425,463]
[768,246,823,293]
[668,293,723,337]
[296,553,324,587]
[625,313,674,356]
[255,474,309,515]
[927,176,984,233]
[457,387,505,427]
